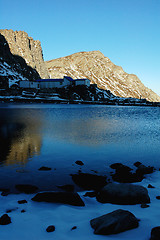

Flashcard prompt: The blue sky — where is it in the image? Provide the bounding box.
[1,0,160,95]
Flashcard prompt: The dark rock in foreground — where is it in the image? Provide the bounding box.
[110,163,132,171]
[150,226,160,240]
[18,200,28,204]
[90,209,139,235]
[110,163,144,183]
[71,173,107,190]
[135,163,154,175]
[32,192,85,206]
[0,214,11,225]
[38,166,52,171]
[15,184,38,194]
[6,207,18,213]
[75,160,84,166]
[46,225,55,232]
[96,183,150,205]
[148,184,155,189]
[71,226,77,231]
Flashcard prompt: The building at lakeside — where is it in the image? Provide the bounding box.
[19,76,90,89]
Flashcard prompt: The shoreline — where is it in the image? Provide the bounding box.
[0,96,160,107]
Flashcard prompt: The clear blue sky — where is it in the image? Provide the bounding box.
[1,0,160,95]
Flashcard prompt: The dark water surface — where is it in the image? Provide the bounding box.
[0,103,160,192]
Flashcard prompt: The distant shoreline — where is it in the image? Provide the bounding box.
[0,96,160,107]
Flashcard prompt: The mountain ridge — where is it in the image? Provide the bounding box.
[46,50,160,102]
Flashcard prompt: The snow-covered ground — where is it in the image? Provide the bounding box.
[0,171,160,240]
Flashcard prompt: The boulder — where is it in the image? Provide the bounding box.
[75,160,84,166]
[134,161,142,167]
[32,192,85,206]
[38,166,52,171]
[71,226,77,231]
[96,183,150,205]
[71,173,107,190]
[15,184,38,194]
[148,184,155,189]
[110,163,132,171]
[110,163,144,183]
[150,226,160,240]
[46,225,55,232]
[136,164,154,175]
[0,214,11,225]
[18,200,27,204]
[90,209,139,235]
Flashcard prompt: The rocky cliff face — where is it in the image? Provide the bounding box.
[46,51,160,102]
[0,29,49,79]
[0,33,40,88]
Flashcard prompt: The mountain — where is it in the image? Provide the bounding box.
[0,29,49,79]
[0,33,40,88]
[46,51,160,102]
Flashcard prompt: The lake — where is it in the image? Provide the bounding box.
[0,103,160,192]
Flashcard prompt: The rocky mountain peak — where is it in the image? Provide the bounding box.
[46,51,160,102]
[0,29,49,79]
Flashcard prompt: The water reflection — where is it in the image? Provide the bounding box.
[0,108,42,166]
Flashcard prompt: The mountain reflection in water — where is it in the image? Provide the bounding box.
[0,108,42,166]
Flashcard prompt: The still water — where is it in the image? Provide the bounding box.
[0,103,160,191]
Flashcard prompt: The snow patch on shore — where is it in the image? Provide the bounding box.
[0,172,160,239]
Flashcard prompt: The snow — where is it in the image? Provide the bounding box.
[0,61,28,87]
[0,172,160,240]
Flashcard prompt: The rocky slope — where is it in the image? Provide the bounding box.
[46,51,160,102]
[0,33,40,88]
[0,29,48,79]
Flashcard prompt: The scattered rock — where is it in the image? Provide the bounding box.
[110,163,132,171]
[96,183,150,205]
[84,191,97,198]
[75,160,84,166]
[21,210,26,213]
[0,188,10,196]
[71,226,77,231]
[90,209,139,235]
[150,226,160,240]
[46,225,55,232]
[18,200,28,204]
[32,192,85,206]
[71,173,107,190]
[15,184,38,194]
[38,166,52,171]
[148,184,155,188]
[134,161,142,167]
[0,214,11,225]
[136,164,154,175]
[141,203,150,208]
[110,163,144,183]
[6,207,18,213]
[57,184,74,192]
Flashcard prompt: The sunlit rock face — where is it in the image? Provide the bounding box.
[0,29,49,79]
[46,51,160,102]
[0,32,40,88]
